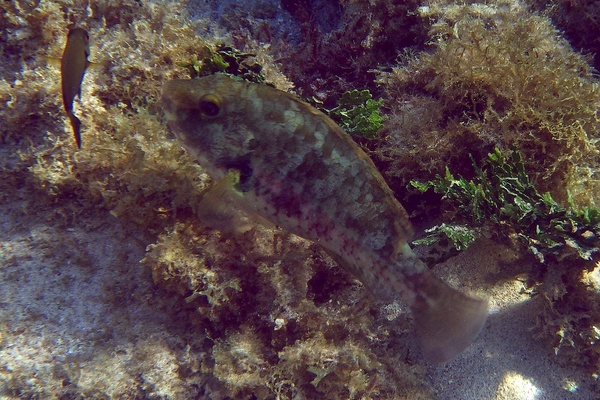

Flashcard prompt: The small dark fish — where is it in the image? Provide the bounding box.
[162,75,488,362]
[60,28,90,148]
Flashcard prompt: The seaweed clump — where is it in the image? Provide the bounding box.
[179,44,267,83]
[375,1,600,209]
[142,223,432,399]
[196,0,426,107]
[1,0,222,231]
[412,148,600,378]
[328,89,385,139]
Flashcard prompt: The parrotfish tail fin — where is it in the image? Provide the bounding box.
[411,272,488,363]
[68,112,82,148]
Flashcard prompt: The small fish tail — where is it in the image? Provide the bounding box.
[68,112,82,148]
[411,271,488,363]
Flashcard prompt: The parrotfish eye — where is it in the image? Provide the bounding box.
[198,94,221,118]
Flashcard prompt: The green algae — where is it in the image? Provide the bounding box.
[412,148,600,263]
[329,89,384,139]
[376,1,600,208]
[412,147,600,377]
[179,44,267,84]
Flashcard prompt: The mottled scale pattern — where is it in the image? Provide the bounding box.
[162,74,488,363]
[163,75,419,301]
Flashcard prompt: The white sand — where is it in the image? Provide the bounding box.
[0,199,206,398]
[426,239,596,399]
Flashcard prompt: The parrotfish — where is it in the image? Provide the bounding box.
[161,74,488,362]
[60,27,90,148]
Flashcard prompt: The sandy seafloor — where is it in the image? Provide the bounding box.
[424,241,598,400]
[0,183,597,399]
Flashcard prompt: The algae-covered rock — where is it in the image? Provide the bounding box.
[376,1,600,209]
[142,223,432,398]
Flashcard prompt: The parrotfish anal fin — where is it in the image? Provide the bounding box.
[198,169,273,234]
[411,272,488,363]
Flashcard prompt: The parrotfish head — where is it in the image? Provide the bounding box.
[161,74,258,179]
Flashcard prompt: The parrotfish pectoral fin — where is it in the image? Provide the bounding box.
[198,169,274,234]
[411,272,488,363]
[197,169,251,234]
